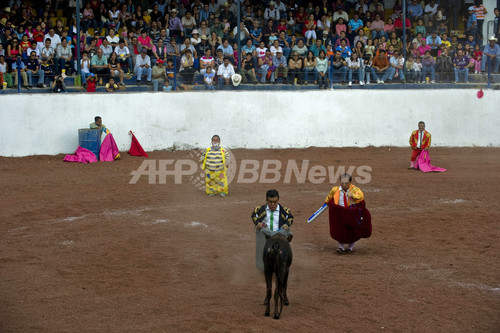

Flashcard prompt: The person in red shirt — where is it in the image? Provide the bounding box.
[394,12,412,37]
[86,73,97,92]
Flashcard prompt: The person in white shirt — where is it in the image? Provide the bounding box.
[347,52,363,85]
[106,28,120,48]
[135,49,152,84]
[217,56,235,89]
[114,39,133,73]
[44,28,62,47]
[99,39,114,58]
[251,189,293,271]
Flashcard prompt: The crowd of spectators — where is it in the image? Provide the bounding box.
[0,0,499,91]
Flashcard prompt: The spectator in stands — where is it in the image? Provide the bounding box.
[473,1,488,45]
[56,38,73,75]
[406,54,416,82]
[311,38,327,57]
[203,66,215,90]
[100,38,113,58]
[182,11,196,37]
[303,14,317,46]
[241,38,257,66]
[86,72,96,92]
[152,38,168,65]
[258,49,274,84]
[333,5,349,23]
[330,49,348,86]
[44,28,61,47]
[421,50,436,84]
[180,49,195,84]
[288,51,302,85]
[106,28,120,48]
[108,4,121,32]
[481,36,500,73]
[91,48,109,85]
[336,38,353,58]
[25,51,45,88]
[435,47,454,82]
[217,56,235,89]
[152,59,167,92]
[169,9,183,39]
[388,50,405,83]
[138,29,153,55]
[250,20,262,46]
[464,6,478,45]
[199,49,214,75]
[394,12,412,38]
[370,13,385,40]
[216,38,233,61]
[51,74,67,93]
[272,49,287,84]
[105,77,118,93]
[423,0,439,26]
[135,49,152,85]
[347,52,363,86]
[353,29,368,47]
[265,1,280,22]
[240,52,258,84]
[181,37,198,61]
[426,31,442,51]
[303,50,318,85]
[316,50,328,89]
[370,49,391,84]
[269,39,283,57]
[115,39,132,74]
[166,38,180,59]
[196,34,211,57]
[334,31,351,48]
[454,49,470,83]
[417,39,431,58]
[407,0,424,23]
[0,55,12,87]
[292,38,308,58]
[108,52,125,86]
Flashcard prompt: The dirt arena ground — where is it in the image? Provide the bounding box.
[1,147,499,332]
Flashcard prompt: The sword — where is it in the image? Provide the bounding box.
[307,203,328,223]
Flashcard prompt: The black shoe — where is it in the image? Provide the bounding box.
[147,81,152,86]
[137,81,141,86]
[24,85,31,90]
[345,249,353,254]
[336,248,345,254]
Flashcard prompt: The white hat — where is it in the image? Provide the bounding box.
[231,74,242,86]
[269,1,275,5]
[489,35,498,42]
[192,29,199,34]
[468,6,474,11]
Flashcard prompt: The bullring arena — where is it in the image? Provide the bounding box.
[1,90,499,332]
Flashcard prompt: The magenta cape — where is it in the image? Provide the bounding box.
[328,200,372,244]
[100,133,120,161]
[415,150,446,173]
[63,146,98,163]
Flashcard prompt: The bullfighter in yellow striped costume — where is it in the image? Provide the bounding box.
[200,135,229,196]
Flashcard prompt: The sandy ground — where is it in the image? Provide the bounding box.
[0,147,499,332]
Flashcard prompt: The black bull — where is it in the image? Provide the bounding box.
[263,234,292,319]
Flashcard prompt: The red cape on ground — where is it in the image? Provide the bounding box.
[328,200,372,244]
[128,132,149,157]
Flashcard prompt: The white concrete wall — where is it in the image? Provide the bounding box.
[0,89,498,157]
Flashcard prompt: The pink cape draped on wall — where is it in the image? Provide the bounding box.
[328,200,372,244]
[415,150,446,173]
[63,146,98,163]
